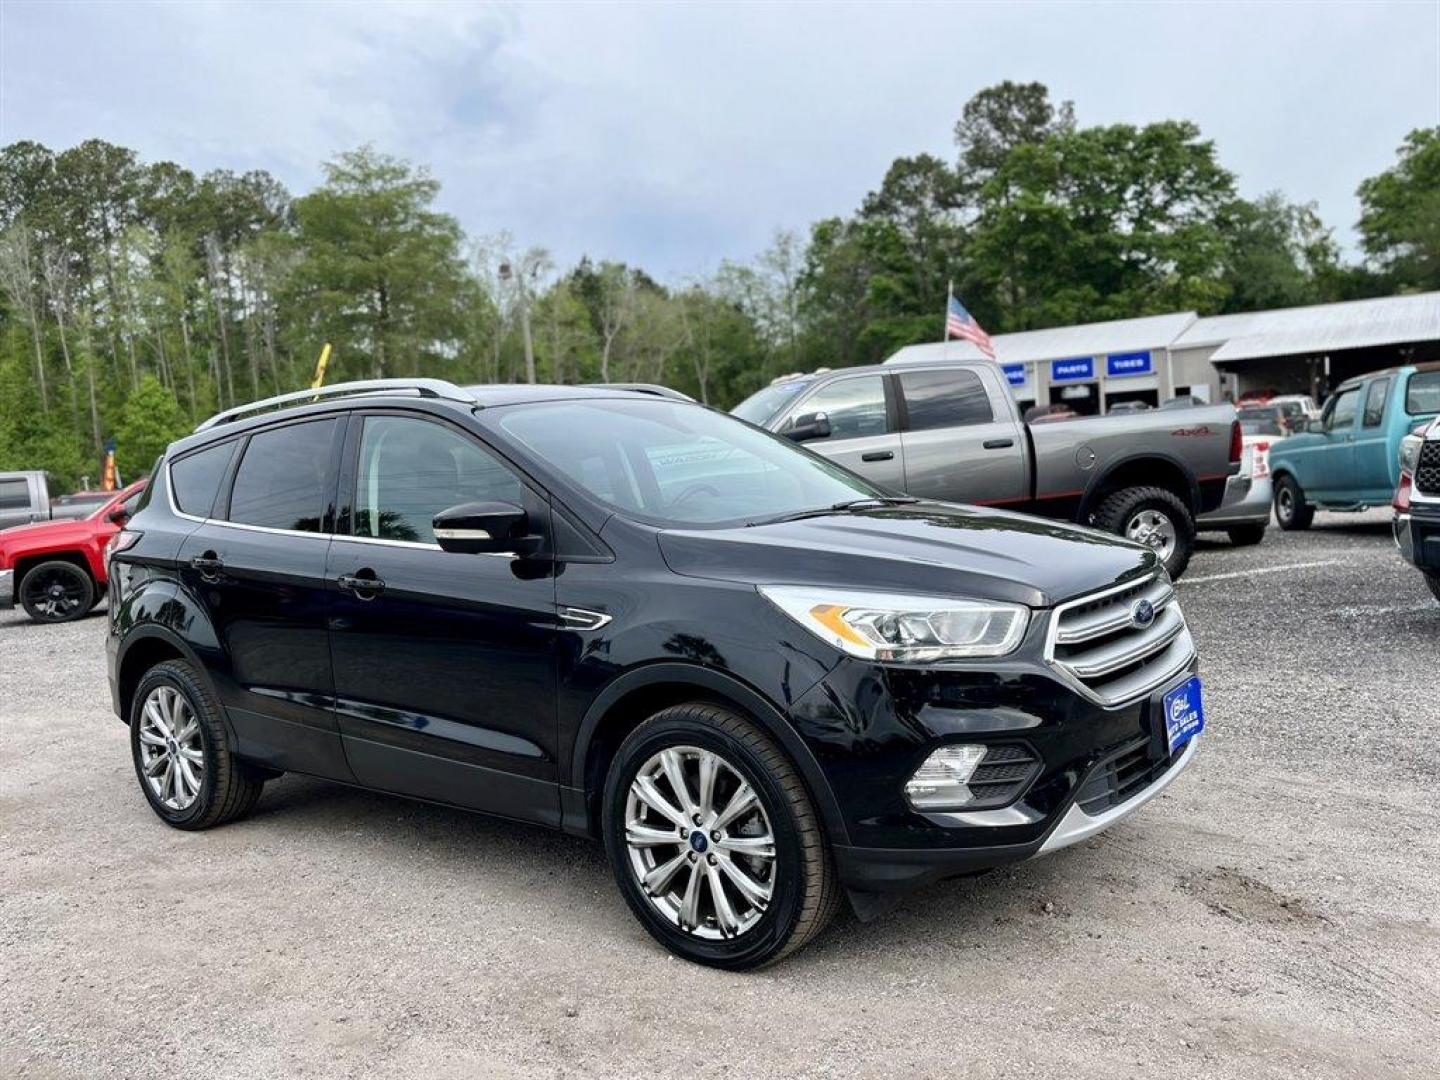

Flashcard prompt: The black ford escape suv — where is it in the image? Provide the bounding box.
[107,379,1205,969]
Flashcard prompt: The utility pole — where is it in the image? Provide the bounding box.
[500,259,537,384]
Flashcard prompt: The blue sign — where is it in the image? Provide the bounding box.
[1003,363,1027,387]
[1050,357,1095,382]
[1106,350,1154,378]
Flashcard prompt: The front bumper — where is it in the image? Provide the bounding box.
[1198,474,1272,528]
[0,568,12,609]
[1394,501,1440,571]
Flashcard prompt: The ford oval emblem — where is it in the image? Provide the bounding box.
[1131,599,1156,628]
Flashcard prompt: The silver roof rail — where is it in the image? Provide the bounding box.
[194,379,477,432]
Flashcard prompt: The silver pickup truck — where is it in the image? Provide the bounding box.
[732,360,1241,578]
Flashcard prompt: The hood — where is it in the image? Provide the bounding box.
[0,517,93,548]
[658,502,1158,608]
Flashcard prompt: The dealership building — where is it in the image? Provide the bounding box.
[889,291,1440,415]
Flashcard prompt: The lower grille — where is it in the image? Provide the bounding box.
[965,744,1041,809]
[1416,441,1440,495]
[1046,573,1196,706]
[1074,740,1181,816]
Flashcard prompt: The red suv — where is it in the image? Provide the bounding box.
[0,480,147,623]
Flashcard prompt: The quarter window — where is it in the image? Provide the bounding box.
[227,420,338,532]
[354,416,524,545]
[898,369,993,430]
[1362,379,1390,428]
[785,376,887,441]
[169,440,238,518]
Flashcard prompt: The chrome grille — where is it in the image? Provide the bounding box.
[1417,441,1440,495]
[1045,573,1195,707]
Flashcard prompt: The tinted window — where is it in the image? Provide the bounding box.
[899,369,993,431]
[1324,388,1360,432]
[498,399,878,527]
[1407,371,1440,415]
[170,441,238,517]
[227,421,337,532]
[355,416,524,544]
[1362,378,1390,428]
[0,478,29,510]
[786,376,887,441]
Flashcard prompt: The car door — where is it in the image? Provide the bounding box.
[326,410,562,827]
[895,367,1029,505]
[1353,376,1394,501]
[175,416,351,780]
[773,373,906,490]
[1304,385,1362,501]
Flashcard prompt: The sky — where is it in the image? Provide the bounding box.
[2,0,1437,280]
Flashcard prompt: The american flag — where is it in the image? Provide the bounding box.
[945,292,996,360]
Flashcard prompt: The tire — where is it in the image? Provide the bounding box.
[19,560,94,623]
[1091,486,1196,580]
[1274,474,1314,531]
[129,659,265,831]
[601,703,841,970]
[1226,523,1267,547]
[1426,573,1440,604]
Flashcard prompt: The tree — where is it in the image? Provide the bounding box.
[954,80,1075,186]
[1218,193,1338,313]
[114,373,189,476]
[1357,128,1440,291]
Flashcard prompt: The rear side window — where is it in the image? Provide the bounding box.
[169,441,238,518]
[227,420,338,532]
[0,478,29,510]
[1362,378,1390,428]
[1407,371,1440,415]
[900,369,994,431]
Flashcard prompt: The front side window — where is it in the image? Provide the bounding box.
[1407,371,1440,415]
[1362,378,1390,428]
[899,369,994,431]
[497,399,879,528]
[783,376,887,442]
[354,416,524,545]
[1323,389,1360,433]
[227,420,338,532]
[170,440,238,518]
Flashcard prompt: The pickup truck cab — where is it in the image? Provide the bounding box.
[1269,363,1440,530]
[0,480,147,623]
[0,470,54,529]
[732,361,1241,578]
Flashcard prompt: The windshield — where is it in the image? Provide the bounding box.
[1240,418,1284,436]
[497,399,881,527]
[730,380,812,426]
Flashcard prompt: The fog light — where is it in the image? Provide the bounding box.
[905,744,987,811]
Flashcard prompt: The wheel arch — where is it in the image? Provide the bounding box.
[13,550,93,591]
[115,626,215,728]
[570,662,851,846]
[1080,453,1198,520]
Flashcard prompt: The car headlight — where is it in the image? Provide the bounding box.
[759,586,1029,661]
[1399,432,1424,476]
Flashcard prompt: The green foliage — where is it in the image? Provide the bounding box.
[0,95,1425,494]
[114,374,189,476]
[1357,128,1440,291]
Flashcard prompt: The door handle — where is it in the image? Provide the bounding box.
[190,554,224,581]
[337,573,386,598]
[861,451,894,462]
[983,438,1015,450]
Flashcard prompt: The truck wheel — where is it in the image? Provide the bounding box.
[1426,573,1440,604]
[602,702,842,970]
[19,560,94,623]
[1274,475,1314,531]
[1092,486,1195,580]
[129,660,266,830]
[1226,523,1267,546]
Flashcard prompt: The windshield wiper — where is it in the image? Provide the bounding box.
[746,496,918,527]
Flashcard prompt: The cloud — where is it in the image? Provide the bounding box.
[3,0,1437,278]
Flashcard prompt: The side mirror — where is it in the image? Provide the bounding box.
[107,507,130,524]
[785,411,832,442]
[433,501,534,555]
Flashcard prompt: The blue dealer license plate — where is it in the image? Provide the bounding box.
[1162,676,1205,754]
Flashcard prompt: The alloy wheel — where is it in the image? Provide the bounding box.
[624,745,776,940]
[1277,486,1294,521]
[22,566,87,620]
[1125,509,1177,561]
[137,686,206,811]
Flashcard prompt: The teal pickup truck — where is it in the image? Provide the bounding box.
[1270,363,1440,529]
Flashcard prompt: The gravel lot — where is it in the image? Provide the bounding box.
[3,510,1437,1079]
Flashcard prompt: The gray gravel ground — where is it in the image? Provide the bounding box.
[2,510,1437,1079]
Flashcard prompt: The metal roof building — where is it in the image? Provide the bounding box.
[887,291,1440,413]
